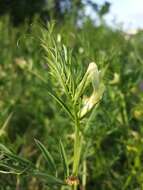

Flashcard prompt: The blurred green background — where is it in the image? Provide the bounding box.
[0,0,143,189]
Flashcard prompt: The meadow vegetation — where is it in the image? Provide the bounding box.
[0,15,143,190]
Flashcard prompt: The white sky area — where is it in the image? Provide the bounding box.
[85,0,143,30]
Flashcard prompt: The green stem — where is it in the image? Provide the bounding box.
[72,109,82,190]
[70,185,76,190]
[82,160,87,190]
[73,113,80,176]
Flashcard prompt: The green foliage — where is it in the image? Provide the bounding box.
[35,139,57,174]
[0,0,110,26]
[59,140,69,178]
[0,15,143,190]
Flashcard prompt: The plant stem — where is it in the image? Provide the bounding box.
[82,160,87,190]
[74,184,77,190]
[73,112,80,176]
[72,108,82,190]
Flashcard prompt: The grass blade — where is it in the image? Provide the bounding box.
[0,112,13,131]
[0,144,12,154]
[35,139,57,173]
[0,163,30,175]
[0,143,33,166]
[32,171,65,185]
[59,140,69,177]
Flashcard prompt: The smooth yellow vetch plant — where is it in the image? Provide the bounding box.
[32,28,105,188]
[80,86,104,118]
[74,62,99,103]
[76,62,105,118]
[87,62,100,90]
[0,25,105,190]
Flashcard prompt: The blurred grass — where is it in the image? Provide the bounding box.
[0,16,143,189]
